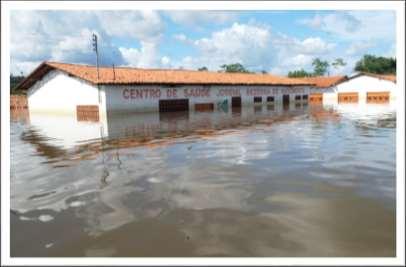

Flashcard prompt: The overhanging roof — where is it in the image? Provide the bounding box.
[15,61,315,91]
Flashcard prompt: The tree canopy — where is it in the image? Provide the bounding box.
[287,69,313,78]
[10,75,26,95]
[332,58,346,69]
[220,63,250,73]
[354,55,396,74]
[198,66,208,71]
[288,58,347,77]
[312,58,330,76]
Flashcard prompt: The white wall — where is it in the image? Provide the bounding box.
[27,71,317,114]
[27,70,107,119]
[321,75,397,105]
[104,84,315,113]
[27,113,107,150]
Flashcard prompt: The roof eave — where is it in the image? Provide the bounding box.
[98,82,314,86]
[13,61,51,91]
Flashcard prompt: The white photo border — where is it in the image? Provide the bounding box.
[1,1,405,266]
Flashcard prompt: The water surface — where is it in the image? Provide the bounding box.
[10,103,396,257]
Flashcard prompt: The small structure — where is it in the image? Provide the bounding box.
[15,62,316,120]
[300,73,397,105]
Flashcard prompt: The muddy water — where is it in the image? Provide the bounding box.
[10,104,396,257]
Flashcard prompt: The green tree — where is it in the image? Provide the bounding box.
[198,66,208,71]
[354,54,396,74]
[332,58,346,70]
[312,58,329,76]
[220,63,250,73]
[10,74,26,95]
[287,69,313,78]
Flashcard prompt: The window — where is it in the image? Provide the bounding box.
[267,96,274,102]
[195,103,214,112]
[295,95,301,101]
[254,97,262,103]
[302,95,308,100]
[366,92,390,103]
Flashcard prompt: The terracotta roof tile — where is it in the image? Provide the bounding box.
[359,73,396,83]
[296,76,347,88]
[45,62,313,86]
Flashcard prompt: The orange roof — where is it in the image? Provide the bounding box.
[16,62,314,90]
[296,76,348,88]
[358,72,396,83]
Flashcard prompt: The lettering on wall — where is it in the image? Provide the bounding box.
[123,88,162,99]
[285,87,305,94]
[166,88,178,98]
[184,88,210,98]
[247,88,272,96]
[121,86,306,100]
[216,88,241,97]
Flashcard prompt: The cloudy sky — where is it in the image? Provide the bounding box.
[10,10,396,76]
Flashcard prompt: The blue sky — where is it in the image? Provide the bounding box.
[10,10,396,76]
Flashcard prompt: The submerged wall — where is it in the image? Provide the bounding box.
[104,84,315,113]
[26,71,316,114]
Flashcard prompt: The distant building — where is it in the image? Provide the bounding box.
[15,62,316,121]
[299,73,397,105]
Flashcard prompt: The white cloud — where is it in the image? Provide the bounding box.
[173,33,187,42]
[166,11,237,26]
[10,10,164,75]
[270,33,336,73]
[173,33,194,44]
[11,10,388,77]
[285,54,313,67]
[174,23,273,71]
[345,42,374,56]
[96,11,164,42]
[160,56,171,66]
[299,37,335,54]
[169,23,336,75]
[298,11,395,75]
[299,11,395,41]
[119,41,160,68]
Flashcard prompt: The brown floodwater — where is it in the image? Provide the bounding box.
[10,103,396,257]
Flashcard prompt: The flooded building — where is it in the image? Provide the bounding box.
[15,62,316,120]
[302,73,397,105]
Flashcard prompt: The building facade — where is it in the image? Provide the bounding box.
[302,73,397,106]
[17,62,316,121]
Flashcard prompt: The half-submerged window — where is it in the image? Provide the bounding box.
[267,96,275,102]
[254,97,262,103]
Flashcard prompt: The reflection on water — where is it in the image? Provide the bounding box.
[10,103,396,257]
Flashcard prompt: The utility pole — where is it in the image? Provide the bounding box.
[92,33,101,104]
[112,64,116,81]
[92,33,100,81]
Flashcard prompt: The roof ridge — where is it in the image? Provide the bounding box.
[45,61,298,79]
[15,61,315,91]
